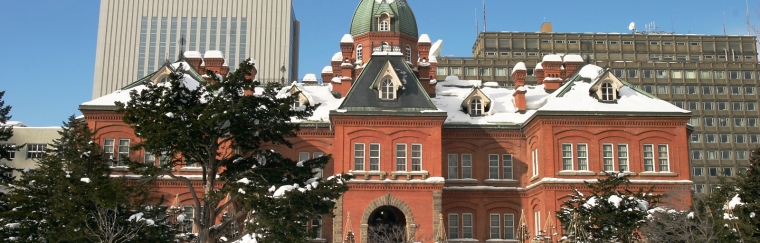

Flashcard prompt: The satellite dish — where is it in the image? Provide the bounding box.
[628,22,636,31]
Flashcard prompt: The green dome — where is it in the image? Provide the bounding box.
[350,0,418,38]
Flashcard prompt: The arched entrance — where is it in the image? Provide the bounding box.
[360,194,416,243]
[367,206,406,243]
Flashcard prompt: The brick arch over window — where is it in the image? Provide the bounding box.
[360,194,416,243]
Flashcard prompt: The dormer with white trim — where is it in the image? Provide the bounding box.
[461,88,492,116]
[372,60,404,100]
[589,71,625,103]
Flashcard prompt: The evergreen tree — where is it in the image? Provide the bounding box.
[735,147,760,239]
[0,91,16,184]
[557,172,660,243]
[116,60,351,243]
[0,116,175,242]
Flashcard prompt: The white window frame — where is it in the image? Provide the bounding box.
[395,143,407,171]
[448,214,459,239]
[490,214,500,239]
[602,144,614,171]
[462,154,473,179]
[470,98,483,116]
[369,143,380,171]
[411,144,422,171]
[618,144,629,171]
[489,154,500,179]
[103,138,115,160]
[448,154,459,179]
[561,143,573,170]
[462,213,473,238]
[503,154,513,180]
[380,79,395,100]
[658,144,670,172]
[643,144,654,172]
[577,144,588,171]
[354,143,365,171]
[532,149,539,178]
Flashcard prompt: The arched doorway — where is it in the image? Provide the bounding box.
[367,206,406,243]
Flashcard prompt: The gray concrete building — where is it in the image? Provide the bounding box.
[92,0,300,98]
[0,123,62,179]
[434,23,760,194]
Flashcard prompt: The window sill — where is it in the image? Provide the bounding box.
[484,179,519,184]
[390,171,429,180]
[557,171,596,176]
[110,166,130,171]
[446,178,478,183]
[485,239,519,242]
[639,171,678,177]
[351,170,386,180]
[598,171,637,176]
[448,239,479,243]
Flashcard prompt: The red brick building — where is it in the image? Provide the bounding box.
[80,0,693,242]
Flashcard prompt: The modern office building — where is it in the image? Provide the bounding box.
[435,23,760,193]
[92,0,300,98]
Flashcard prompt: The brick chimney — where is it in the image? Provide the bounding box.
[321,66,333,85]
[535,62,545,85]
[337,34,356,97]
[202,51,230,79]
[562,54,585,78]
[183,51,203,72]
[511,62,527,112]
[418,34,432,63]
[542,55,564,92]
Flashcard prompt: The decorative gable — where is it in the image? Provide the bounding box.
[287,85,312,109]
[460,88,492,116]
[589,71,625,103]
[148,64,176,84]
[372,60,404,100]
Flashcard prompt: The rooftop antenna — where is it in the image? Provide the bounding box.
[483,0,487,32]
[723,12,727,35]
[628,22,636,34]
[475,7,479,37]
[747,0,752,36]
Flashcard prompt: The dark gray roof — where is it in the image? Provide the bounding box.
[338,54,437,113]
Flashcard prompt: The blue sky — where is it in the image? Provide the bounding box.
[0,0,757,126]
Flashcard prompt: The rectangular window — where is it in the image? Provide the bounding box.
[734,118,745,127]
[708,167,718,176]
[749,119,758,127]
[706,134,717,143]
[448,154,459,179]
[117,139,130,166]
[577,144,588,170]
[745,87,755,95]
[721,150,732,160]
[671,70,682,79]
[313,152,324,178]
[714,71,726,79]
[719,118,729,127]
[688,102,699,110]
[562,143,573,170]
[720,134,730,143]
[732,102,743,110]
[686,86,697,94]
[369,143,380,171]
[26,144,46,159]
[690,134,701,143]
[724,167,734,176]
[643,85,654,94]
[0,144,15,160]
[664,54,675,61]
[532,149,539,178]
[650,54,661,60]
[677,55,688,61]
[656,70,668,78]
[436,67,447,76]
[354,143,365,171]
[489,154,500,179]
[395,144,407,171]
[181,206,194,233]
[144,150,156,164]
[465,67,477,76]
[707,150,718,160]
[490,214,500,239]
[462,214,473,238]
[685,70,696,79]
[448,214,459,239]
[700,71,712,79]
[479,68,491,76]
[449,67,461,76]
[462,154,472,179]
[299,152,310,162]
[729,71,740,79]
[671,86,684,94]
[692,150,703,160]
[495,68,507,76]
[716,86,726,94]
[704,118,715,126]
[735,134,746,143]
[411,144,422,171]
[503,154,513,180]
[694,184,705,193]
[701,86,712,94]
[643,145,654,171]
[504,214,515,239]
[747,102,757,111]
[717,102,728,110]
[689,117,700,126]
[751,135,760,143]
[654,85,667,94]
[703,102,713,110]
[658,145,669,171]
[731,86,741,95]
[602,144,614,171]
[737,151,748,160]
[627,70,638,78]
[693,167,704,176]
[103,138,115,161]
[744,71,753,80]
[643,70,654,78]
[618,144,629,171]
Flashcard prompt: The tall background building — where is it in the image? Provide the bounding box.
[92,0,299,98]
[435,23,760,193]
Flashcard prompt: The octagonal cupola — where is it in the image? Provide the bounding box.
[350,0,418,38]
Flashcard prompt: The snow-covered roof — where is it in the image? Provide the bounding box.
[1,121,27,127]
[81,62,202,107]
[563,54,583,62]
[542,54,562,62]
[204,50,224,58]
[302,73,318,82]
[535,62,543,70]
[419,34,431,43]
[340,34,354,43]
[331,52,342,62]
[321,66,333,74]
[184,51,201,58]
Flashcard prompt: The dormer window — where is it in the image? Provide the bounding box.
[405,45,412,62]
[292,98,301,110]
[381,79,395,100]
[470,99,483,116]
[378,13,391,31]
[601,83,615,101]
